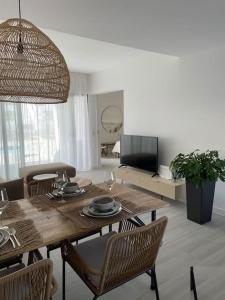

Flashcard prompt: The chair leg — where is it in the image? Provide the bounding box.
[62,259,66,300]
[47,248,50,259]
[150,266,156,290]
[190,266,198,300]
[151,268,160,300]
[100,229,102,236]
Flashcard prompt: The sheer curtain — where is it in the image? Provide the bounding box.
[0,72,96,180]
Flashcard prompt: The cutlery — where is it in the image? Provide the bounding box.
[8,228,21,247]
[2,226,20,247]
[46,193,54,199]
[79,210,85,217]
[9,236,16,248]
[121,205,134,214]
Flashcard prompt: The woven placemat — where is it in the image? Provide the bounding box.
[0,219,42,256]
[3,201,25,220]
[57,190,154,229]
[30,185,111,210]
[58,203,131,229]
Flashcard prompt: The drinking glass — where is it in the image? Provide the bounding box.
[0,188,9,226]
[104,171,116,193]
[55,170,69,189]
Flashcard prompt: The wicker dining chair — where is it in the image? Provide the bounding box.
[0,178,24,272]
[61,216,168,300]
[0,259,57,300]
[27,178,55,197]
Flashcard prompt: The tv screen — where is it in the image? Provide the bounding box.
[120,135,158,173]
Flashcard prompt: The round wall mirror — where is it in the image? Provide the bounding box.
[101,105,123,134]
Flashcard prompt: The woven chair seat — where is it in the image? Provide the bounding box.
[47,228,103,253]
[0,255,23,270]
[75,231,116,288]
[0,263,25,278]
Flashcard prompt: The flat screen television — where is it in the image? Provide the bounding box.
[120,134,158,173]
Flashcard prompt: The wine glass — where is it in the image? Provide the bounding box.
[0,188,9,227]
[104,171,116,193]
[55,170,69,189]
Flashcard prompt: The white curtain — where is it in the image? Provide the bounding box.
[55,95,91,171]
[0,72,95,180]
[88,95,101,169]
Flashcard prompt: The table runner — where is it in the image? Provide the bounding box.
[0,219,42,256]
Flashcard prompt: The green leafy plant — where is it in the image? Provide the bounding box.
[170,150,225,187]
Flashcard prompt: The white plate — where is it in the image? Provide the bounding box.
[33,173,58,181]
[0,228,10,248]
[52,188,86,198]
[82,202,122,218]
[88,201,121,216]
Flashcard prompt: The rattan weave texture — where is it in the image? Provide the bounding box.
[0,18,70,104]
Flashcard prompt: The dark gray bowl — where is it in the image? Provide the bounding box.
[63,182,80,194]
[92,196,115,212]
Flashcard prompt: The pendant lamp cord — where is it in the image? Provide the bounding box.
[19,0,21,21]
[17,0,23,53]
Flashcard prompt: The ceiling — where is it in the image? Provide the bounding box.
[1,0,225,57]
[44,29,151,73]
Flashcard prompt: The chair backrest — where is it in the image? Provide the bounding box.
[100,216,168,292]
[27,179,54,197]
[0,178,24,201]
[0,259,53,300]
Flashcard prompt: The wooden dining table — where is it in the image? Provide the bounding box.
[0,183,169,262]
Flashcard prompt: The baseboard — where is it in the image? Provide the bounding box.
[213,206,225,217]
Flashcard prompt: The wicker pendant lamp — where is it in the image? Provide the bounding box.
[0,0,70,104]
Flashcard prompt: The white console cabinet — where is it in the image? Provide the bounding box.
[114,166,184,200]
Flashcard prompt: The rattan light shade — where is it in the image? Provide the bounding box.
[0,18,70,104]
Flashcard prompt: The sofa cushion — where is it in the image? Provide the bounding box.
[19,162,76,183]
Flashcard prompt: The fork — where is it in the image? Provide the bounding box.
[113,196,134,214]
[79,210,85,217]
[121,205,134,214]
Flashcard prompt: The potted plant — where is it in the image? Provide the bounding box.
[170,150,225,224]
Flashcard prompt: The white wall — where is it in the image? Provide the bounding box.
[88,47,225,215]
[97,91,123,144]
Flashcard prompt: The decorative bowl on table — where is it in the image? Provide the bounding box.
[62,182,80,194]
[92,196,115,212]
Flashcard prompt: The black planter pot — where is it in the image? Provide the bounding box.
[186,180,216,224]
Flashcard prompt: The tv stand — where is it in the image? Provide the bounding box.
[114,166,184,200]
[152,172,159,178]
[118,164,126,168]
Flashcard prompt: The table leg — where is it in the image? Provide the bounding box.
[151,210,156,222]
[134,216,145,226]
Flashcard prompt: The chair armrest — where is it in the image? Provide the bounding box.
[61,240,102,276]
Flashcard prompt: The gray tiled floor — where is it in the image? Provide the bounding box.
[48,159,225,300]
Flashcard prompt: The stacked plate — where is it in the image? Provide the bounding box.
[52,188,86,198]
[52,182,86,198]
[82,196,121,218]
[0,228,10,248]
